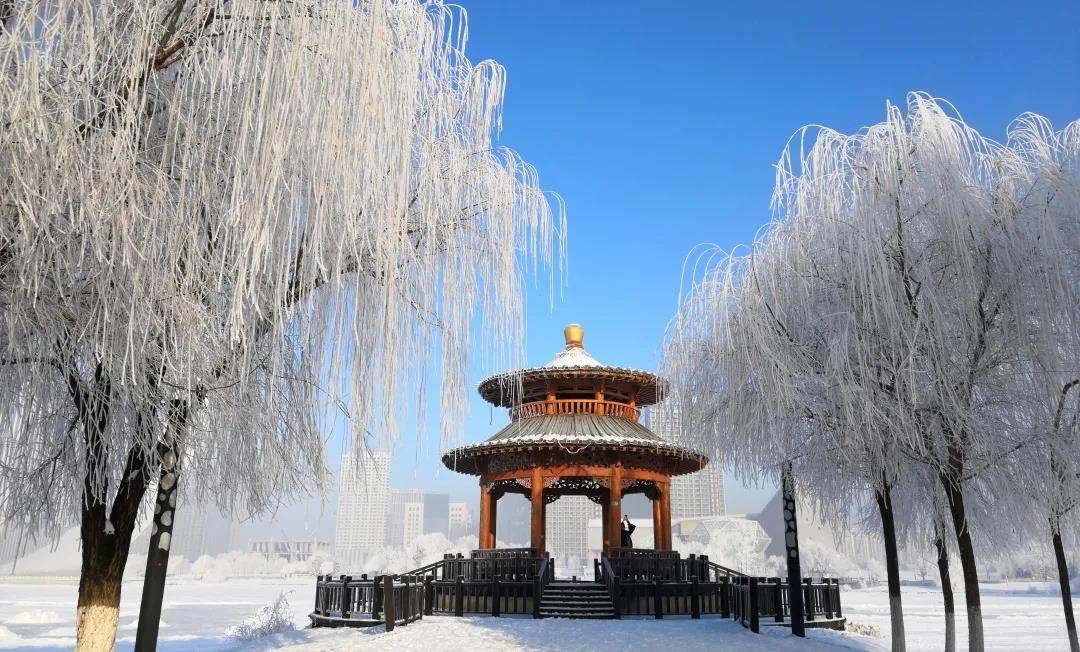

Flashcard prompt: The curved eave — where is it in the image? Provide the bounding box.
[477,366,667,407]
[441,440,707,476]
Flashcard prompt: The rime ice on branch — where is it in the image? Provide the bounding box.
[0,1,561,649]
[661,93,1079,652]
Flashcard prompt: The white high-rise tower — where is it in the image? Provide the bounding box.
[650,407,726,518]
[546,495,601,569]
[334,451,391,568]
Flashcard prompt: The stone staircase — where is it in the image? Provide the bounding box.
[538,581,615,619]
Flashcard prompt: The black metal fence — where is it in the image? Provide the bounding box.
[601,552,742,583]
[310,574,425,630]
[311,550,842,634]
[596,552,843,632]
[730,576,843,632]
[312,554,553,626]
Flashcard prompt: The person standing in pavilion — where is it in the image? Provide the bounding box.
[621,515,636,548]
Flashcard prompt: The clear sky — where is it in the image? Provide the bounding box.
[307,0,1079,533]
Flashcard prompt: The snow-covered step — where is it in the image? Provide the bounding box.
[537,581,616,619]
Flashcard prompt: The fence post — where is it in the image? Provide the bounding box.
[383,575,396,632]
[372,575,383,620]
[424,576,434,616]
[720,576,730,618]
[455,575,464,617]
[748,577,760,633]
[533,574,541,619]
[653,579,663,619]
[594,558,600,582]
[804,577,815,622]
[691,575,700,619]
[313,575,323,617]
[612,576,622,619]
[833,578,843,618]
[492,575,500,617]
[340,575,352,620]
[774,577,784,623]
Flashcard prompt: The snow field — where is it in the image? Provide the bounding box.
[0,577,1073,650]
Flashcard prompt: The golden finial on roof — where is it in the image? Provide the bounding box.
[564,323,584,349]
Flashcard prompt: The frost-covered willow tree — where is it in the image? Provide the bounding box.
[0,1,561,648]
[663,94,1079,652]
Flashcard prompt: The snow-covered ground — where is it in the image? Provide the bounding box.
[842,581,1074,651]
[0,577,1071,650]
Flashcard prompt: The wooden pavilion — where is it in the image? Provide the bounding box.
[442,324,707,556]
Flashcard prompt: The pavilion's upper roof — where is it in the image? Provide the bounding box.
[477,324,664,407]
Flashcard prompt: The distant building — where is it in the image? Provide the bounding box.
[548,496,601,568]
[388,489,450,546]
[448,501,472,539]
[670,464,726,519]
[402,502,424,547]
[650,406,726,519]
[167,505,247,561]
[334,450,391,568]
[387,489,421,547]
[423,493,450,537]
[250,539,331,563]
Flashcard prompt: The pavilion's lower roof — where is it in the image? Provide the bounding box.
[441,414,707,476]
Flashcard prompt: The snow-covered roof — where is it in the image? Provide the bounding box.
[441,414,706,476]
[477,324,665,406]
[542,343,604,368]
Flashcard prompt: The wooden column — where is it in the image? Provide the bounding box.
[601,497,610,556]
[530,468,545,554]
[652,489,663,550]
[479,482,495,549]
[490,491,499,547]
[659,480,672,550]
[608,465,623,552]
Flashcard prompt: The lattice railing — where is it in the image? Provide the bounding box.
[510,399,640,421]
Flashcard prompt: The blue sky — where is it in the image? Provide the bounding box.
[323,0,1079,520]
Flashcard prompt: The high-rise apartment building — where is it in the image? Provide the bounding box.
[388,490,450,546]
[670,463,726,519]
[334,451,391,568]
[649,406,726,519]
[448,501,472,539]
[386,489,421,547]
[546,495,600,568]
[402,502,425,547]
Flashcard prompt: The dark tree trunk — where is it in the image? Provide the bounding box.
[781,463,805,637]
[1052,523,1080,652]
[875,483,906,652]
[935,522,956,652]
[136,400,187,651]
[940,471,984,651]
[76,447,150,650]
[70,363,153,651]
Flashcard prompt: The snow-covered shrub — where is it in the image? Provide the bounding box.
[188,551,288,581]
[358,534,481,575]
[226,592,296,641]
[846,621,881,638]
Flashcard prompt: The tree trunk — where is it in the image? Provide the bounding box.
[76,514,126,650]
[76,472,144,651]
[935,522,956,652]
[781,463,805,637]
[876,483,906,652]
[136,405,186,651]
[1052,523,1080,652]
[940,473,984,651]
